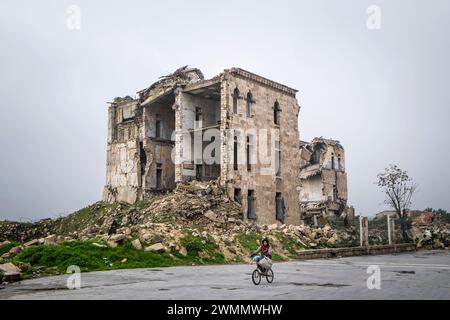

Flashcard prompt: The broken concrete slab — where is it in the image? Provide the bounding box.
[0,263,21,274]
[24,239,40,247]
[145,243,165,253]
[1,246,23,259]
[109,234,126,243]
[43,235,57,245]
[204,210,218,222]
[2,272,21,283]
[131,239,142,250]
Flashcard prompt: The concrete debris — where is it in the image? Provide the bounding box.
[23,239,40,247]
[0,241,11,249]
[0,180,360,265]
[131,239,142,250]
[1,179,239,242]
[1,246,23,259]
[109,233,126,243]
[204,210,218,222]
[178,246,188,256]
[107,241,118,248]
[43,234,57,245]
[412,222,450,249]
[0,263,21,283]
[145,243,165,253]
[0,262,21,274]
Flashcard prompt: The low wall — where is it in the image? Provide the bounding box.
[296,243,416,260]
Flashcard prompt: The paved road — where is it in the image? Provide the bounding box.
[1,250,449,300]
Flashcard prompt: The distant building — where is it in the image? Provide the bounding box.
[375,210,433,226]
[374,211,398,220]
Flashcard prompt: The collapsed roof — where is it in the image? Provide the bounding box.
[304,137,344,151]
[136,66,205,106]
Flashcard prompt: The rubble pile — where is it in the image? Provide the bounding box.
[142,180,243,227]
[0,181,243,243]
[257,223,358,248]
[0,180,362,283]
[0,219,54,243]
[412,222,450,249]
[0,180,359,253]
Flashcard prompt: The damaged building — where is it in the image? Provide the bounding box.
[103,66,354,226]
[299,138,354,225]
[103,66,302,225]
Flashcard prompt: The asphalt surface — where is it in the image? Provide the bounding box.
[0,250,449,300]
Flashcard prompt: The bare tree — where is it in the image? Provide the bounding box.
[376,164,417,242]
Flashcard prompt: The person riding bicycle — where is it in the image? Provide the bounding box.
[251,238,272,271]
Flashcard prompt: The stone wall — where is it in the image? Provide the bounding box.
[103,98,143,203]
[221,70,301,225]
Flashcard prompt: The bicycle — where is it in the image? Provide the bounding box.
[251,256,274,285]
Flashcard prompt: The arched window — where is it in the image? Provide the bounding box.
[274,101,281,125]
[232,88,240,114]
[246,92,253,118]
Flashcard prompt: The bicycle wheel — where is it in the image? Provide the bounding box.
[266,269,274,283]
[252,269,261,285]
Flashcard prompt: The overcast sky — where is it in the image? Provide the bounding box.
[0,0,449,221]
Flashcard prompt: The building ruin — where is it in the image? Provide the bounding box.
[299,138,354,225]
[103,66,352,226]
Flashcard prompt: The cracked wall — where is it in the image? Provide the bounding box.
[103,98,142,203]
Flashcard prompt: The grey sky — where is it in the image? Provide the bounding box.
[0,0,449,221]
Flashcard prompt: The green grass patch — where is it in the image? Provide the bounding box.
[132,200,151,210]
[274,232,306,256]
[178,232,225,264]
[235,231,262,252]
[235,232,285,261]
[0,241,20,256]
[13,237,227,278]
[54,202,119,235]
[13,241,181,275]
[270,252,284,262]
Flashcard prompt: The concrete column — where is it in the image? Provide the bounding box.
[387,215,396,245]
[359,216,369,247]
[107,106,115,144]
[219,74,230,188]
[313,215,318,227]
[173,88,183,183]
